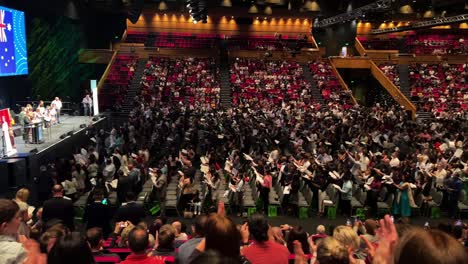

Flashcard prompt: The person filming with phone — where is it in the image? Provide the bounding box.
[83,188,112,237]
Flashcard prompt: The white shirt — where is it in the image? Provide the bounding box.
[0,235,27,264]
[82,96,92,105]
[52,99,62,110]
[389,157,400,167]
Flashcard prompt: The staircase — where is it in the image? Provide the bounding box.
[397,64,411,98]
[302,64,324,105]
[219,46,232,108]
[121,58,147,114]
[369,60,416,118]
[416,111,433,122]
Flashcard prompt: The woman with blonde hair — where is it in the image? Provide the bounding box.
[13,188,32,237]
[364,215,468,264]
[333,226,365,264]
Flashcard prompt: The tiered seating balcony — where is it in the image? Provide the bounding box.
[405,33,467,55]
[358,37,401,50]
[409,63,467,113]
[139,57,220,107]
[379,63,400,88]
[126,31,218,49]
[230,58,313,106]
[99,55,138,111]
[308,61,354,108]
[227,35,314,51]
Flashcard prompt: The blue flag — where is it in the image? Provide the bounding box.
[0,9,16,74]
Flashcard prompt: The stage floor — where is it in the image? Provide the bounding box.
[13,115,104,154]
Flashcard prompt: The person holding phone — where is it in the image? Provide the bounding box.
[83,188,112,237]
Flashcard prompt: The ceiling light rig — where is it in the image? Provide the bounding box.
[314,0,392,28]
[186,0,208,24]
[372,13,468,34]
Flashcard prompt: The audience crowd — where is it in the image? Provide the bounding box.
[308,61,355,107]
[409,63,468,115]
[359,34,467,55]
[230,58,314,106]
[139,57,220,109]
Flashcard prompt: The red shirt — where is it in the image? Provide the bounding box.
[261,175,273,189]
[242,240,289,264]
[121,254,165,264]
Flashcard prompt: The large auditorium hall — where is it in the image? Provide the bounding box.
[0,0,466,263]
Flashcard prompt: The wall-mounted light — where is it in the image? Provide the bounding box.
[399,4,413,14]
[304,0,320,11]
[248,4,259,14]
[220,0,232,7]
[158,1,168,11]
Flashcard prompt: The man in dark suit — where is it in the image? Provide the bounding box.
[83,188,112,237]
[114,192,147,225]
[18,107,30,142]
[116,170,134,205]
[42,184,75,231]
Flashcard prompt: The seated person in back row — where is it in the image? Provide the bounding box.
[121,227,164,264]
[86,227,121,262]
[114,192,147,225]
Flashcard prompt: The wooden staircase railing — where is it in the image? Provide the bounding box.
[354,37,366,57]
[97,50,117,92]
[369,60,416,118]
[328,58,358,105]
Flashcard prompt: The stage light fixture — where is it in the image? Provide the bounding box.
[186,0,207,24]
[315,0,391,28]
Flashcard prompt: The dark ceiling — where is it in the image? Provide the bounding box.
[0,0,466,21]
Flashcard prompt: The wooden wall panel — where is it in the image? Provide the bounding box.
[330,57,371,69]
[127,13,312,37]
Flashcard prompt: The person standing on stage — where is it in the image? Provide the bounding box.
[18,107,30,143]
[51,97,62,123]
[82,94,93,117]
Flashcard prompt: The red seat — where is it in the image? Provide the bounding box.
[94,256,120,263]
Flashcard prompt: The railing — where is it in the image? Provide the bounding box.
[97,50,117,93]
[329,57,371,69]
[308,35,320,50]
[354,37,366,56]
[369,60,416,118]
[15,100,79,115]
[328,58,358,105]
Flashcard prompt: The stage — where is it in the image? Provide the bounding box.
[0,115,108,203]
[12,115,104,154]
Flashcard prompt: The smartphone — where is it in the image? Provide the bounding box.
[120,222,127,228]
[390,215,394,223]
[101,198,108,205]
[346,219,352,226]
[424,222,430,229]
